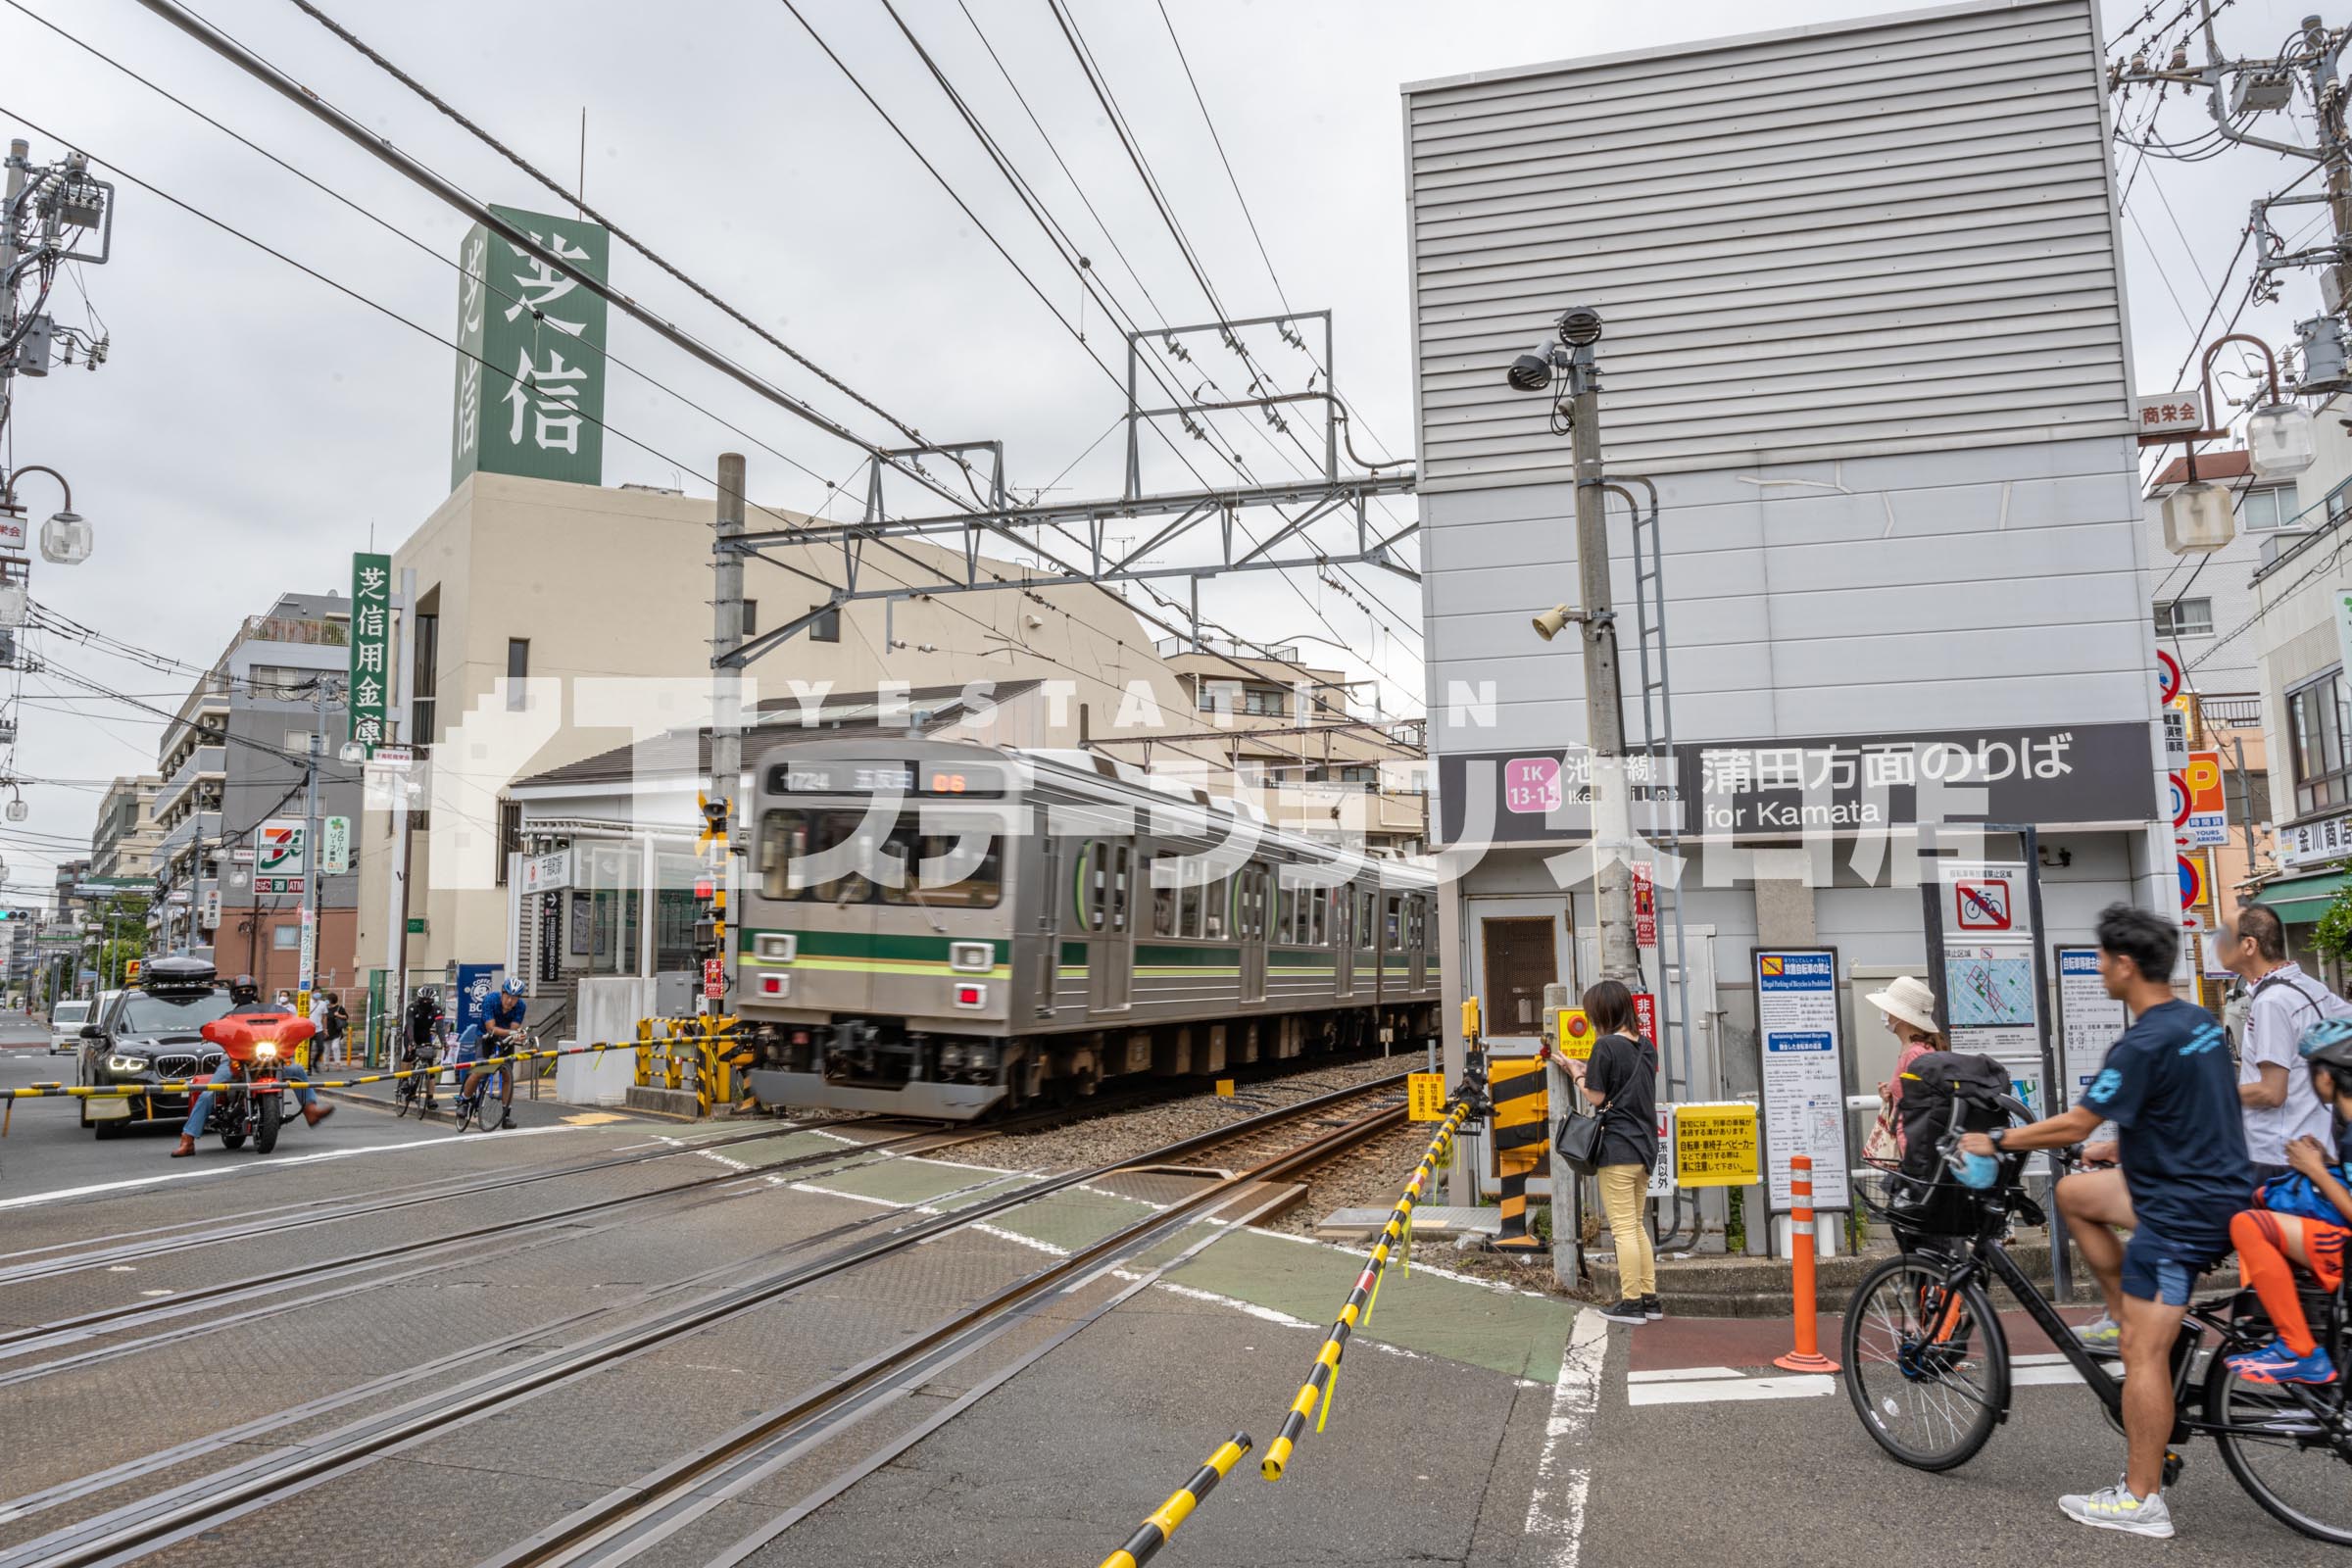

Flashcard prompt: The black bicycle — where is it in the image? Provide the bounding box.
[394,1036,439,1118]
[1843,1090,2352,1545]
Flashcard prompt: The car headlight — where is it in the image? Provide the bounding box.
[105,1054,146,1074]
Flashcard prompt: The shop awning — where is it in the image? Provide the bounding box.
[2252,869,2352,924]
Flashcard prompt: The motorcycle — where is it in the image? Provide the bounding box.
[195,1013,318,1154]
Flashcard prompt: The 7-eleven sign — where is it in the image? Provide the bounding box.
[258,820,305,874]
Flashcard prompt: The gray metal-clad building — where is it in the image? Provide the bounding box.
[1402,0,2170,1223]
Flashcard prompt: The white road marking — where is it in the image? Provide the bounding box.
[1244,1223,1554,1298]
[0,1126,577,1212]
[2012,1363,2088,1387]
[1524,1307,1608,1567]
[1625,1366,1742,1383]
[1627,1373,1835,1406]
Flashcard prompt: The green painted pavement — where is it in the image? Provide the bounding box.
[1169,1227,1582,1382]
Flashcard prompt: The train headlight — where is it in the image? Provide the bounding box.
[949,942,993,973]
[756,933,798,962]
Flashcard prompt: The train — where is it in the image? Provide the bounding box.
[735,737,1441,1119]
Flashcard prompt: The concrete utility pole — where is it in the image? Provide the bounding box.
[298,676,329,1008]
[709,454,747,1014]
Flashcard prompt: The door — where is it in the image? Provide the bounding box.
[1334,887,1354,999]
[1035,836,1060,1019]
[1088,840,1133,1012]
[1469,900,1570,1050]
[1410,897,1430,991]
[1239,862,1268,1004]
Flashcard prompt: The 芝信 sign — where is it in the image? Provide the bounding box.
[451,205,612,490]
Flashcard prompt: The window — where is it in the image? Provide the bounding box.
[412,601,439,742]
[1151,854,1179,937]
[284,730,316,755]
[244,664,310,699]
[495,799,522,886]
[1201,872,1229,940]
[2239,486,2301,531]
[271,923,300,950]
[506,639,530,711]
[2154,599,2214,637]
[2289,669,2352,814]
[1242,686,1286,716]
[757,807,1002,908]
[810,604,841,643]
[1179,874,1202,939]
[1277,884,1297,944]
[742,599,758,637]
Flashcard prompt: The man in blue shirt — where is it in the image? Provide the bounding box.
[1960,904,2251,1541]
[458,978,528,1131]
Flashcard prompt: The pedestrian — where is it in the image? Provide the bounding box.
[322,995,349,1063]
[1863,974,1941,1160]
[1550,979,1660,1326]
[2210,905,2351,1187]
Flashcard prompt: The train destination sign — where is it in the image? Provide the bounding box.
[765,760,1005,798]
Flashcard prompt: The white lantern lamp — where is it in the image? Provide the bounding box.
[2163,480,2235,555]
[39,511,91,565]
[2247,402,2319,478]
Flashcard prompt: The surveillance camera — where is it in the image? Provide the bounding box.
[1531,604,1576,642]
[1557,306,1602,347]
[1506,351,1554,393]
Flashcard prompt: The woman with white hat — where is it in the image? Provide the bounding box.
[1866,975,1943,1157]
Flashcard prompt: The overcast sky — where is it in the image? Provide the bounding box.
[0,0,2328,898]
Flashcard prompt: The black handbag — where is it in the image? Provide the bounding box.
[1554,1104,1605,1175]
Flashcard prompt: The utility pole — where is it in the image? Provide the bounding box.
[707,454,747,1016]
[298,676,329,1011]
[384,567,416,1064]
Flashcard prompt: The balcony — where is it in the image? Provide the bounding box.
[153,746,224,818]
[161,697,230,766]
[241,612,347,648]
[154,808,221,865]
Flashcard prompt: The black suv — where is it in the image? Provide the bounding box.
[77,956,246,1138]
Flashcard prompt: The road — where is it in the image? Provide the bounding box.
[0,1025,2340,1567]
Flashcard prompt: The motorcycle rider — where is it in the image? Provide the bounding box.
[172,974,332,1157]
[458,978,529,1131]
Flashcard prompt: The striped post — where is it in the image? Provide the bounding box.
[1261,1100,1471,1483]
[1095,1432,1252,1568]
[1489,1056,1547,1250]
[1774,1153,1839,1373]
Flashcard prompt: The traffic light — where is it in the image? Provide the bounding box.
[696,793,729,851]
[693,873,725,963]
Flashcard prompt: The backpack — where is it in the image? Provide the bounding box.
[1894,1051,2014,1184]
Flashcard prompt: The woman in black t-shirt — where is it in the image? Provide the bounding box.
[1559,979,1660,1324]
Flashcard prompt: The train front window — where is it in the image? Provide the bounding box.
[760,808,1001,906]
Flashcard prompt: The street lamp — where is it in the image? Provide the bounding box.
[0,466,91,564]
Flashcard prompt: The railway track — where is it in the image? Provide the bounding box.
[0,1071,1410,1568]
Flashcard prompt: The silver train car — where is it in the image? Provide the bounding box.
[736,737,1441,1119]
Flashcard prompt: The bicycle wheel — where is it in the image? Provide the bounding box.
[2208,1337,2352,1545]
[1842,1253,2009,1470]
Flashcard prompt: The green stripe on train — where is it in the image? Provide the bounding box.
[739,929,1009,963]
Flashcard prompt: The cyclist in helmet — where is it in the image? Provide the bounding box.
[2223,1016,2352,1386]
[458,977,528,1131]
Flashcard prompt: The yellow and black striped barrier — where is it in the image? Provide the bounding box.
[1259,1097,1473,1483]
[2,1032,743,1102]
[1489,1056,1548,1250]
[632,1016,758,1116]
[1095,1431,1251,1568]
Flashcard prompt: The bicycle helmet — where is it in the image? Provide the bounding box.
[2300,1015,2352,1086]
[501,977,525,997]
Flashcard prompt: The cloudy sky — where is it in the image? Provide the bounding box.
[0,0,2328,896]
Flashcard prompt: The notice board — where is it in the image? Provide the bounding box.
[1753,947,1849,1210]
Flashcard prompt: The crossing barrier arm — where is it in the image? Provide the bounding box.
[1259,1097,1473,1483]
[1095,1431,1252,1568]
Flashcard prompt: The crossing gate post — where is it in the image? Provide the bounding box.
[634,1018,656,1089]
[1488,1056,1547,1250]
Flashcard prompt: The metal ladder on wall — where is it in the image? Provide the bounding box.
[1620,479,1701,1246]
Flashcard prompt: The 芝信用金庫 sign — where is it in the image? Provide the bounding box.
[348,553,390,753]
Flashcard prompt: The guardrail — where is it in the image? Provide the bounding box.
[1095,1432,1253,1568]
[1259,1095,1475,1483]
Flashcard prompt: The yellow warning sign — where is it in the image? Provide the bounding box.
[1553,1007,1594,1060]
[1214,1078,1236,1098]
[1407,1072,1448,1121]
[1674,1102,1761,1188]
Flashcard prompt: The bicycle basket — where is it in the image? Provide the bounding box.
[1854,1164,1990,1237]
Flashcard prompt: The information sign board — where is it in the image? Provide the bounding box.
[1754,948,1847,1209]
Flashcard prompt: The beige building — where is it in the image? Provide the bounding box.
[358,471,1206,986]
[90,775,164,882]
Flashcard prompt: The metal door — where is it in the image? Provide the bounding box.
[1089,841,1133,1012]
[1239,862,1268,1004]
[1468,899,1570,1050]
[1034,836,1060,1019]
[1334,887,1354,999]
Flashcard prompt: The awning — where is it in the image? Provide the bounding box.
[2252,869,2352,924]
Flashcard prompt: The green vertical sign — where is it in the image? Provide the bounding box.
[450,204,611,490]
[349,551,391,750]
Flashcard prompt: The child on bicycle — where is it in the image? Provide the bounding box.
[2224,1017,2352,1387]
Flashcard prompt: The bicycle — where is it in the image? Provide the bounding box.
[451,1031,521,1134]
[1842,1086,2352,1545]
[394,1036,439,1118]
